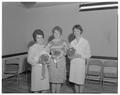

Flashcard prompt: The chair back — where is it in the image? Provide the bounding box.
[103,60,118,77]
[4,58,20,72]
[87,59,103,73]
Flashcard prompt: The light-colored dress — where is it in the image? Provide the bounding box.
[27,43,49,91]
[48,39,67,83]
[69,37,91,85]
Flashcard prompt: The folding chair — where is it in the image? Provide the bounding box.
[4,57,21,86]
[85,59,103,86]
[103,60,118,85]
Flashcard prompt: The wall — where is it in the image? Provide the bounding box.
[25,3,118,57]
[2,2,28,55]
[2,2,117,57]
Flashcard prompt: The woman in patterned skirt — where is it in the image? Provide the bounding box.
[47,26,68,93]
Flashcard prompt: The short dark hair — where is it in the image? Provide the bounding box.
[52,26,62,35]
[33,29,44,41]
[73,24,83,34]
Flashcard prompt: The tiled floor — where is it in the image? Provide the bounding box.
[2,72,118,93]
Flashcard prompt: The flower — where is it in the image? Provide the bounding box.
[39,54,49,64]
[52,49,61,59]
[51,49,62,68]
[67,47,75,57]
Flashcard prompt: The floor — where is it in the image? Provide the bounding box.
[2,72,118,93]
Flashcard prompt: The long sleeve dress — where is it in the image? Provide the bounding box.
[27,43,49,91]
[48,39,67,83]
[69,37,91,85]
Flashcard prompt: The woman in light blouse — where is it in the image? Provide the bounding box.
[69,24,91,93]
[27,29,50,93]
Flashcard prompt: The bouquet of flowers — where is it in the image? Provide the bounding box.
[66,47,76,58]
[39,54,49,64]
[51,49,62,68]
[39,53,50,80]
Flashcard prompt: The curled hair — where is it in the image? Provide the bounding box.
[73,24,83,34]
[33,29,44,41]
[52,26,62,35]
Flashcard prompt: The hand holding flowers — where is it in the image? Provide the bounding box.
[39,53,50,80]
[51,49,62,68]
[66,47,76,58]
[67,47,82,59]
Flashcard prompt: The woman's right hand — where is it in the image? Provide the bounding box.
[68,55,74,60]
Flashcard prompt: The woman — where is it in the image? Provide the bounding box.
[48,26,67,93]
[27,29,50,93]
[69,24,91,93]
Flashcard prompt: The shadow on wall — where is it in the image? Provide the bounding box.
[68,33,75,43]
[48,35,54,43]
[27,40,35,49]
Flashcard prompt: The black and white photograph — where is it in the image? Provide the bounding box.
[1,0,118,93]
